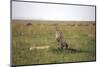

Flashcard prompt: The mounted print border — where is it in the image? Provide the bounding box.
[11,0,96,66]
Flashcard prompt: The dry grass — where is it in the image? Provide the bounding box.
[12,20,96,65]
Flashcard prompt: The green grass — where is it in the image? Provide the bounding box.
[12,20,96,65]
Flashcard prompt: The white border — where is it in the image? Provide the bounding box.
[0,0,100,67]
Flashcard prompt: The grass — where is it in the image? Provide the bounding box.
[12,20,96,65]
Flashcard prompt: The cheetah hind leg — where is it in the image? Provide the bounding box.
[63,42,68,49]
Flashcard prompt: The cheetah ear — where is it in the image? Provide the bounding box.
[54,24,59,31]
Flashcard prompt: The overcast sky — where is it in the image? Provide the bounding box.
[12,1,95,21]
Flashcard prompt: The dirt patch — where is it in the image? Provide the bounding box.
[29,46,50,50]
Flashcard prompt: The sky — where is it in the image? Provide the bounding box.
[12,1,95,21]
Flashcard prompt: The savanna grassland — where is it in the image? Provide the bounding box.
[12,20,96,65]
